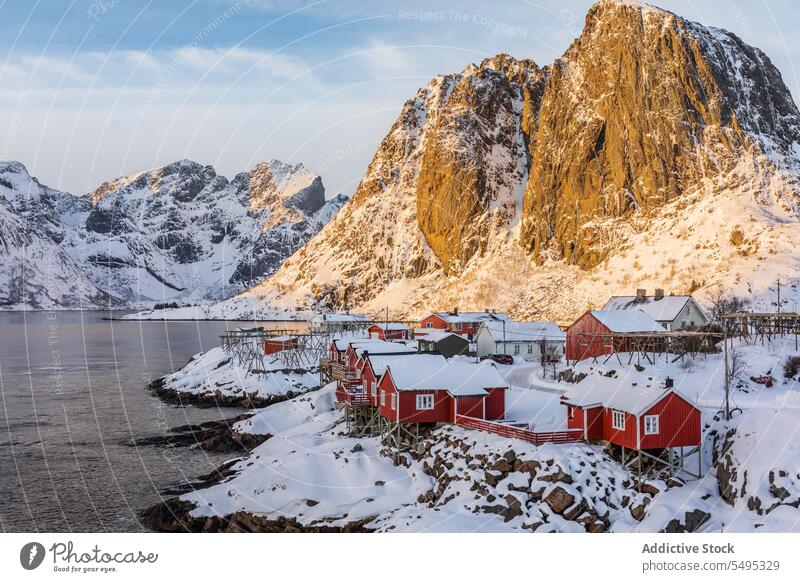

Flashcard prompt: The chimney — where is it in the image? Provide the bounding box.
[453,306,459,316]
[655,288,664,301]
[635,288,646,302]
[665,377,674,389]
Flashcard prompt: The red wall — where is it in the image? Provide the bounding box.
[567,405,583,432]
[265,339,297,354]
[368,325,409,340]
[361,361,379,405]
[420,315,450,332]
[454,395,485,420]
[586,407,603,440]
[639,393,701,449]
[566,312,612,361]
[484,388,506,421]
[419,314,482,339]
[566,405,603,440]
[602,408,638,449]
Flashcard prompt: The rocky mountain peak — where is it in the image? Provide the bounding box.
[239,0,800,321]
[520,0,800,267]
[247,160,325,214]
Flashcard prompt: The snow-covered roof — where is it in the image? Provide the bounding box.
[370,322,409,331]
[589,310,664,333]
[562,374,696,415]
[479,320,565,343]
[365,353,425,378]
[310,312,369,323]
[265,335,296,342]
[602,295,702,323]
[432,311,510,324]
[419,331,464,343]
[350,340,417,359]
[387,356,507,396]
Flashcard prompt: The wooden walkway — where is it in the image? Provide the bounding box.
[454,415,583,445]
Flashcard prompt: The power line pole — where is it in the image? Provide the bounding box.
[723,326,730,421]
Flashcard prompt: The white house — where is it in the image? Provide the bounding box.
[601,289,708,331]
[475,320,566,362]
[308,312,369,333]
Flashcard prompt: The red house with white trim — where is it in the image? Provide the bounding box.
[368,323,411,340]
[419,311,510,341]
[562,375,701,451]
[376,355,508,424]
[565,310,664,362]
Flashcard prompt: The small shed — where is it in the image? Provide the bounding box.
[368,323,411,340]
[565,310,664,362]
[562,375,701,451]
[417,331,470,358]
[264,335,298,355]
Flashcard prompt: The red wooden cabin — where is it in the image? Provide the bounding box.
[264,336,299,355]
[376,355,508,424]
[565,310,664,362]
[419,311,510,341]
[562,375,701,451]
[368,323,411,340]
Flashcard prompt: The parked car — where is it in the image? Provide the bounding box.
[480,353,514,365]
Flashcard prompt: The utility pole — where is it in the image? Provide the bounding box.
[723,326,730,421]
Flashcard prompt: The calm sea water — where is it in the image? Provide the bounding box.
[0,311,305,532]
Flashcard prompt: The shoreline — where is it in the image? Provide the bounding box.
[147,376,315,409]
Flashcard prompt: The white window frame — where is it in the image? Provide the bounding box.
[371,382,377,397]
[644,414,660,435]
[514,344,520,355]
[416,394,434,410]
[455,322,462,331]
[426,322,433,328]
[380,390,385,407]
[527,344,534,354]
[390,393,396,410]
[611,410,625,430]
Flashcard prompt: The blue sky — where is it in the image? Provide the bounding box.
[1,0,799,196]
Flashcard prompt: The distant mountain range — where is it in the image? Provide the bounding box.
[0,159,346,309]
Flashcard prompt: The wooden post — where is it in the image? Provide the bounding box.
[723,327,730,421]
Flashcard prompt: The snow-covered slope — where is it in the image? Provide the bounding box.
[0,159,346,308]
[216,0,800,323]
[0,196,115,310]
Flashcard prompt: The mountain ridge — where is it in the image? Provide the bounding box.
[0,158,346,309]
[211,0,800,321]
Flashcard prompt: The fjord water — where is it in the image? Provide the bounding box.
[0,311,304,532]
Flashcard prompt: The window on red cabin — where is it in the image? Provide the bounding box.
[380,390,386,406]
[612,410,625,430]
[426,322,433,328]
[391,393,396,410]
[644,415,660,435]
[416,394,434,410]
[455,323,462,331]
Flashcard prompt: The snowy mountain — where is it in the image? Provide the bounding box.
[221,0,800,322]
[0,159,346,308]
[0,196,116,310]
